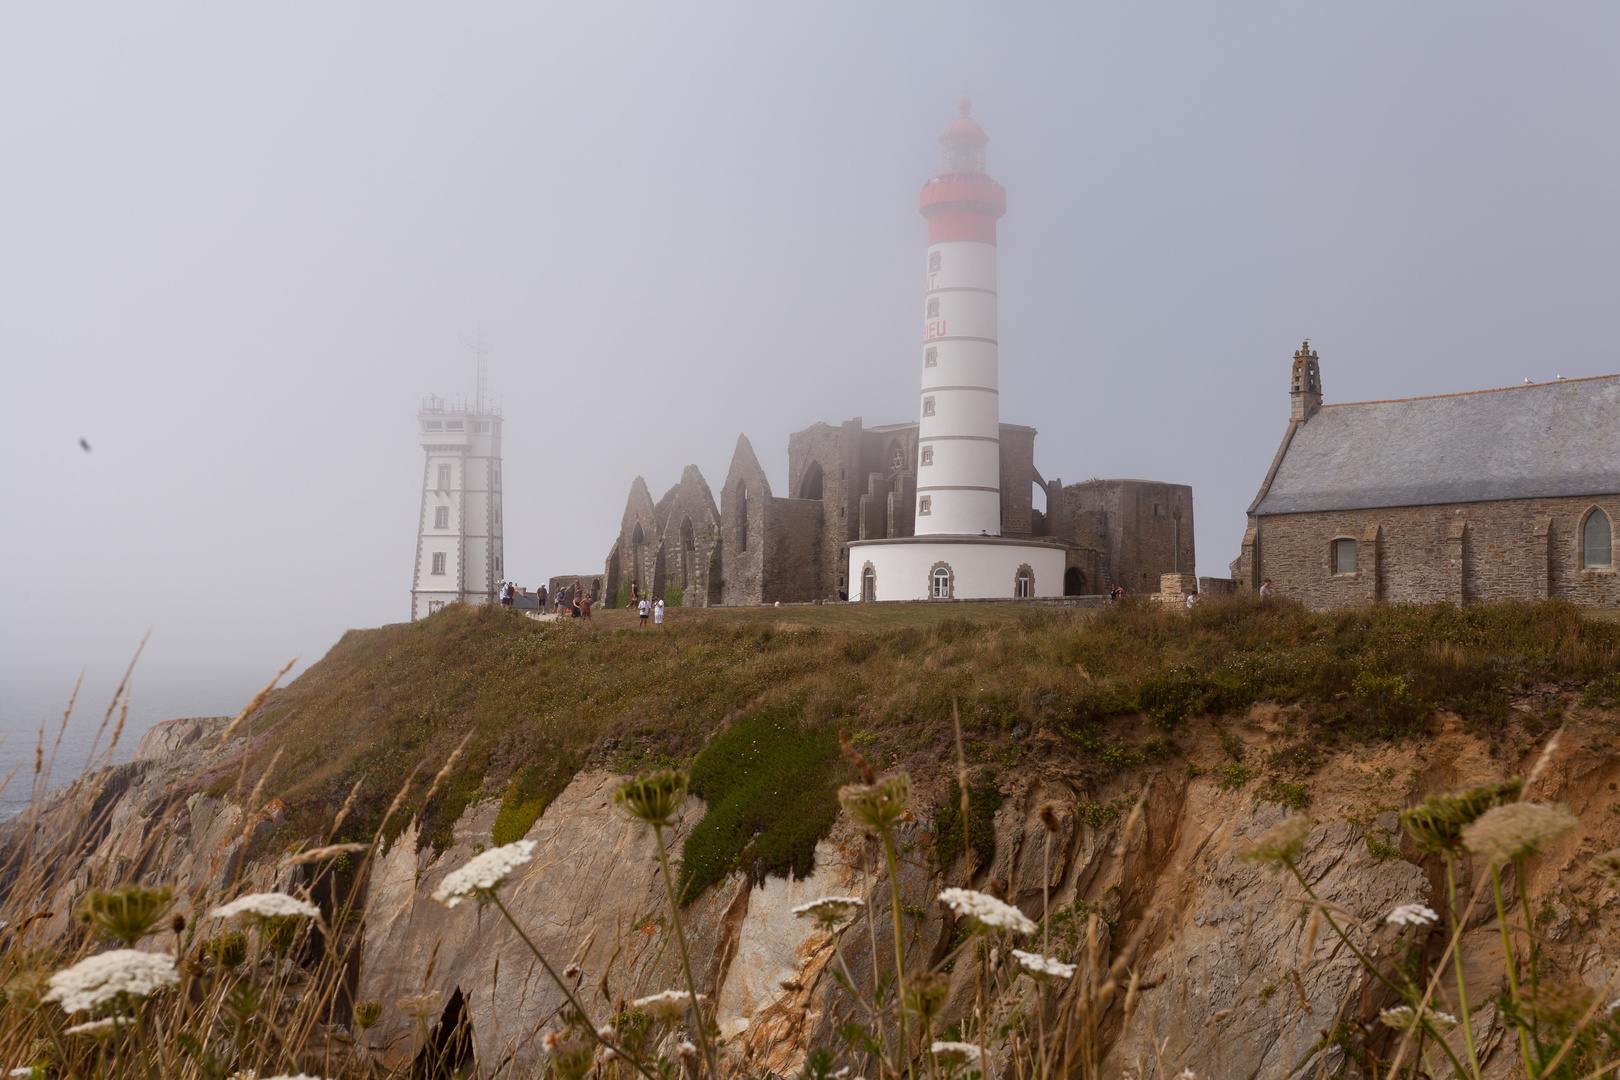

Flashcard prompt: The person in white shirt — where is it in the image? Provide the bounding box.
[654,597,665,629]
[638,597,651,627]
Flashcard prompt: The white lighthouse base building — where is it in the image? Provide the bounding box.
[847,537,1066,602]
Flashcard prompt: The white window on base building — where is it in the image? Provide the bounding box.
[931,565,952,599]
[432,552,447,575]
[1015,567,1033,598]
[434,506,449,529]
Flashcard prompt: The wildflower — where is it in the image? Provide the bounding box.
[839,774,911,831]
[210,893,321,922]
[613,770,688,827]
[1400,778,1523,851]
[792,896,866,930]
[1609,998,1620,1013]
[563,963,582,979]
[9,1070,40,1079]
[430,840,537,908]
[76,885,174,947]
[938,888,1037,934]
[1591,849,1620,881]
[1238,814,1311,870]
[903,972,950,1019]
[1378,1005,1457,1031]
[597,1026,616,1040]
[1012,949,1077,979]
[1385,904,1438,928]
[543,1031,565,1051]
[63,1016,133,1037]
[44,949,179,1014]
[633,989,703,1020]
[930,1042,983,1065]
[397,990,442,1019]
[1039,803,1068,833]
[1462,803,1577,866]
[353,1001,382,1030]
[1178,1071,1197,1080]
[676,1041,699,1061]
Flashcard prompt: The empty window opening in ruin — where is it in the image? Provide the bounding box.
[925,347,938,367]
[736,482,749,551]
[682,516,695,550]
[632,522,644,547]
[927,297,940,318]
[1064,567,1084,596]
[1332,538,1358,575]
[434,506,449,529]
[431,552,447,575]
[918,496,932,516]
[929,251,942,272]
[800,461,824,500]
[932,565,952,599]
[1585,509,1612,568]
[922,396,936,417]
[890,443,905,470]
[921,446,934,466]
[862,565,876,601]
[1015,567,1033,598]
[437,464,452,490]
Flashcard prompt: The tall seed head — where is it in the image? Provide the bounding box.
[613,769,689,827]
[1239,814,1312,871]
[1400,778,1522,851]
[903,972,950,1020]
[76,885,174,948]
[839,773,911,831]
[1462,802,1577,866]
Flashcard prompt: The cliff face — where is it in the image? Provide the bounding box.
[19,698,1619,1080]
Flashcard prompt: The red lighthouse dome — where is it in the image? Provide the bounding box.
[919,99,1006,244]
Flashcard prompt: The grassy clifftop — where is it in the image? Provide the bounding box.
[237,596,1620,889]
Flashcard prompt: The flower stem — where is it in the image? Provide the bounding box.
[880,826,911,1080]
[1445,855,1482,1080]
[1491,863,1534,1073]
[654,823,719,1080]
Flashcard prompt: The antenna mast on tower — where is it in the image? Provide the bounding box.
[473,330,488,415]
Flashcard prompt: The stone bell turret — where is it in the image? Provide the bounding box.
[1290,340,1322,422]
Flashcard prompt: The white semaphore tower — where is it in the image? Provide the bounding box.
[410,351,505,619]
[847,100,1066,601]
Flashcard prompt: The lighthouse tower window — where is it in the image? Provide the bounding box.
[927,297,940,318]
[431,552,447,575]
[921,447,934,466]
[434,506,449,529]
[922,396,936,416]
[929,251,942,272]
[924,348,937,368]
[918,496,932,516]
[437,464,452,490]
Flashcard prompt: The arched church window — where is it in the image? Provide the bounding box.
[1585,509,1612,568]
[800,461,824,500]
[682,516,695,551]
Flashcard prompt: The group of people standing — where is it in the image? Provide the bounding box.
[493,578,666,625]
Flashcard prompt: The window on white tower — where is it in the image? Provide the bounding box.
[431,552,447,575]
[437,464,452,490]
[927,297,940,318]
[434,506,449,529]
[921,446,934,466]
[924,347,937,367]
[918,496,932,516]
[929,251,942,272]
[922,396,935,417]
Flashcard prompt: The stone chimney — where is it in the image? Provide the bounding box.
[1290,340,1322,422]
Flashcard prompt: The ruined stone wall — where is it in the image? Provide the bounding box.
[787,421,864,601]
[763,498,825,603]
[653,465,723,606]
[720,436,772,606]
[1251,494,1620,608]
[998,424,1036,536]
[1061,480,1195,594]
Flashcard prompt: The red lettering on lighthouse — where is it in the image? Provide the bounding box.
[924,320,947,339]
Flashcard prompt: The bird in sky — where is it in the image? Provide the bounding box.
[78,438,91,452]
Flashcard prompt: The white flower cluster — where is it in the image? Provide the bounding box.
[431,840,537,908]
[44,949,180,1014]
[1385,904,1438,928]
[211,893,321,921]
[63,1017,132,1037]
[791,896,866,926]
[1379,1005,1456,1031]
[633,989,702,1020]
[1011,949,1076,979]
[930,1042,983,1064]
[938,889,1037,935]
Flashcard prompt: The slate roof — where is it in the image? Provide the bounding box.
[1254,375,1620,515]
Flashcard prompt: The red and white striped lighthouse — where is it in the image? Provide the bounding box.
[916,99,1007,537]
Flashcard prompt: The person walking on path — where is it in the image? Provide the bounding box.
[654,597,665,630]
[638,596,650,627]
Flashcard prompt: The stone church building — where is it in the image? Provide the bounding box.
[1232,343,1620,608]
[602,417,1194,606]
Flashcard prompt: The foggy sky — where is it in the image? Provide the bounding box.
[3,3,1618,725]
